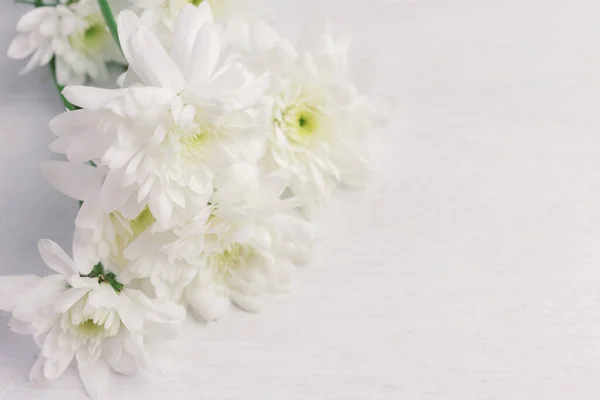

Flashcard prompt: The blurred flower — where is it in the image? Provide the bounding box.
[262,25,382,217]
[8,0,123,85]
[0,240,185,399]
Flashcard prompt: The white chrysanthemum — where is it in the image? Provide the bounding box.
[42,161,158,274]
[119,164,313,321]
[49,4,268,228]
[0,240,185,399]
[8,0,123,85]
[262,26,382,217]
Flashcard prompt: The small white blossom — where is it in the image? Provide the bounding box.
[261,25,382,217]
[0,240,185,399]
[8,0,123,85]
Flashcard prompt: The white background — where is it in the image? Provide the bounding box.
[3,0,600,398]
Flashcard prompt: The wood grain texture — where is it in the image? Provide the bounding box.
[3,0,600,399]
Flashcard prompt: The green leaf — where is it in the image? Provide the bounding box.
[97,0,122,53]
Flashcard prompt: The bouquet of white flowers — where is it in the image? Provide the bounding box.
[2,0,382,398]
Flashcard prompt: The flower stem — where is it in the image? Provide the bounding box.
[49,58,77,111]
[97,0,122,53]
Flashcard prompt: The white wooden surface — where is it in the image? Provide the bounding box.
[3,0,600,398]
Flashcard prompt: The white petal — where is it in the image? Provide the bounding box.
[68,275,100,289]
[16,7,54,32]
[49,109,100,139]
[117,295,143,332]
[76,346,102,368]
[148,191,173,224]
[88,283,120,310]
[106,353,137,376]
[185,284,230,321]
[0,275,40,312]
[78,357,110,400]
[62,86,126,110]
[125,289,186,322]
[20,45,46,75]
[43,347,75,381]
[54,287,91,313]
[7,35,36,60]
[38,239,77,276]
[116,10,140,74]
[187,23,221,86]
[72,228,98,273]
[230,290,264,313]
[170,3,213,68]
[42,161,105,201]
[29,354,48,383]
[124,19,184,91]
[100,170,133,213]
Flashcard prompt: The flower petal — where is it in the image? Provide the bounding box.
[78,357,110,400]
[170,3,213,68]
[185,284,230,321]
[0,275,40,312]
[187,23,221,86]
[119,11,184,91]
[38,239,77,276]
[7,35,36,60]
[16,7,54,32]
[54,287,91,313]
[42,161,105,201]
[62,86,126,110]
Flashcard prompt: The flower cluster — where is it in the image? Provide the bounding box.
[3,0,381,398]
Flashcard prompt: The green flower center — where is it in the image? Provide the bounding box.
[83,24,107,49]
[69,15,109,53]
[279,101,323,144]
[188,0,204,5]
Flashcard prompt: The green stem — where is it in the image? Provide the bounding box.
[49,58,77,111]
[97,0,122,53]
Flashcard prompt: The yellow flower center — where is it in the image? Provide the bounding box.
[76,319,105,338]
[62,290,121,345]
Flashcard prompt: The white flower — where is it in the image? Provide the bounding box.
[120,164,313,321]
[0,240,185,399]
[49,4,268,228]
[262,25,382,217]
[42,161,157,274]
[8,0,123,85]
